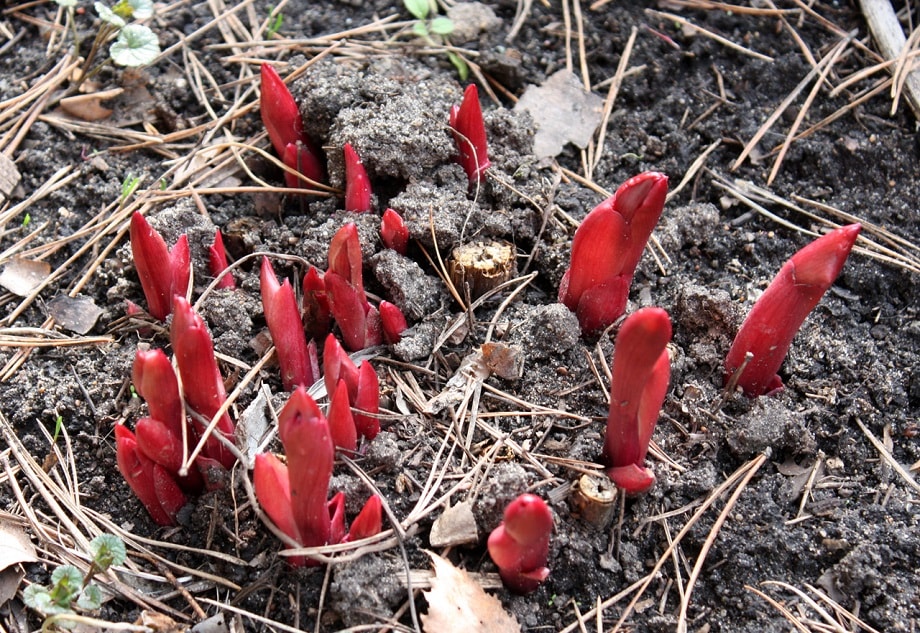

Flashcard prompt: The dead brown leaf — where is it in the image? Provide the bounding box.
[0,257,51,296]
[421,552,520,633]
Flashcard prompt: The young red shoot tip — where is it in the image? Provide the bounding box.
[604,307,671,495]
[724,224,861,397]
[170,297,236,469]
[449,84,490,186]
[487,494,552,594]
[129,212,190,321]
[260,257,316,390]
[380,208,409,254]
[115,424,187,526]
[343,495,383,543]
[558,172,668,335]
[379,300,408,345]
[327,379,358,453]
[260,64,302,156]
[132,347,182,437]
[208,230,236,289]
[343,143,372,213]
[302,266,332,343]
[277,387,335,550]
[260,64,326,186]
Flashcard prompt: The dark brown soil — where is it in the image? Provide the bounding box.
[1,1,918,632]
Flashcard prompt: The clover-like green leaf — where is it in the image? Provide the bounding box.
[412,21,429,38]
[110,24,160,67]
[76,584,103,611]
[89,534,127,571]
[430,16,454,36]
[23,584,55,613]
[94,2,127,28]
[128,0,154,19]
[403,0,429,20]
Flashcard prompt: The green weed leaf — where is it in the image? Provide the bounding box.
[403,0,429,20]
[447,50,469,81]
[76,584,103,611]
[110,24,160,67]
[23,585,56,614]
[95,2,126,28]
[89,534,126,571]
[128,0,154,19]
[430,16,454,36]
[412,21,428,38]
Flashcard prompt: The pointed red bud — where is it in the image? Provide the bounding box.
[253,452,301,543]
[282,140,326,188]
[449,84,491,186]
[604,307,671,494]
[170,297,236,468]
[302,266,332,343]
[130,212,190,321]
[115,424,186,526]
[260,64,326,186]
[343,495,383,543]
[724,224,861,397]
[325,272,373,351]
[277,387,335,549]
[260,64,304,157]
[487,494,552,594]
[380,208,409,254]
[132,348,182,438]
[323,334,359,403]
[208,230,236,289]
[327,379,358,453]
[558,172,668,334]
[354,361,380,441]
[343,143,372,213]
[379,300,407,345]
[327,491,347,547]
[328,223,365,297]
[260,257,315,390]
[134,417,185,474]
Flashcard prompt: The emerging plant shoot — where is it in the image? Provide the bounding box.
[724,223,861,397]
[604,307,671,495]
[487,494,553,594]
[558,172,668,335]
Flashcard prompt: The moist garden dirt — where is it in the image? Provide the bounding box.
[0,1,918,632]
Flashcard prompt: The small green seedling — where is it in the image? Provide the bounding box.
[23,534,126,623]
[22,213,31,228]
[52,414,64,444]
[53,0,160,87]
[119,173,142,205]
[401,0,468,80]
[266,5,284,38]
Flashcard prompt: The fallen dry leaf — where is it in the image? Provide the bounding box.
[0,518,37,606]
[47,294,104,334]
[0,257,51,297]
[60,87,124,122]
[514,69,604,159]
[429,501,479,548]
[421,552,520,633]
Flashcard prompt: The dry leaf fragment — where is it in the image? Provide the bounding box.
[430,501,479,547]
[0,519,37,606]
[422,552,520,633]
[514,69,604,159]
[60,87,124,122]
[0,152,21,201]
[0,257,51,296]
[0,519,37,571]
[47,294,104,334]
